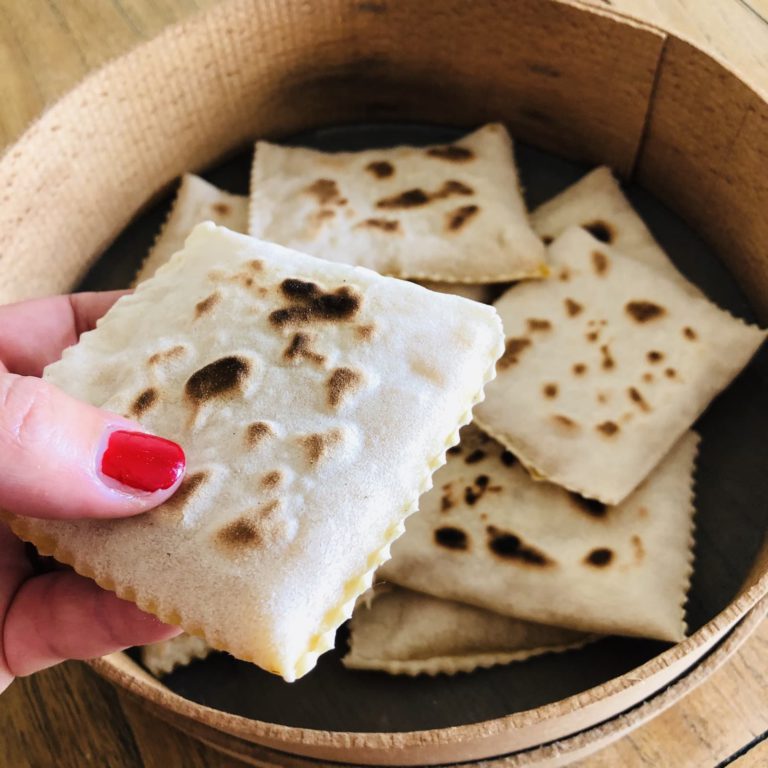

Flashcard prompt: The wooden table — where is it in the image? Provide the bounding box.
[1,1,768,766]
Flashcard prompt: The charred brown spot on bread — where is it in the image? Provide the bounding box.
[305,178,341,204]
[647,350,664,364]
[211,202,231,215]
[283,333,325,365]
[377,188,430,209]
[148,345,186,365]
[227,272,256,290]
[665,367,677,379]
[446,204,479,231]
[270,280,361,327]
[600,344,615,370]
[246,259,264,272]
[543,383,558,398]
[573,363,587,376]
[591,250,610,275]
[360,217,400,232]
[435,526,468,550]
[487,526,553,566]
[260,470,282,490]
[628,386,651,412]
[185,356,250,403]
[596,391,609,404]
[626,300,666,322]
[542,235,554,246]
[500,450,517,467]
[683,326,698,341]
[426,145,474,162]
[527,318,552,332]
[568,492,608,519]
[327,367,363,408]
[281,279,319,299]
[366,160,395,178]
[216,500,281,552]
[583,221,614,244]
[585,547,613,567]
[498,337,531,370]
[596,420,620,437]
[195,292,221,319]
[447,445,462,455]
[315,209,336,222]
[130,388,158,416]
[440,489,455,512]
[166,471,207,512]
[559,267,571,281]
[631,534,645,561]
[464,470,495,505]
[217,518,259,548]
[377,180,473,209]
[300,428,343,465]
[356,324,375,341]
[552,414,579,430]
[465,449,486,464]
[439,180,473,197]
[245,421,273,447]
[643,372,655,383]
[586,331,600,343]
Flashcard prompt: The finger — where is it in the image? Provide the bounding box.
[2,570,181,677]
[0,373,185,519]
[0,291,127,376]
[0,523,33,691]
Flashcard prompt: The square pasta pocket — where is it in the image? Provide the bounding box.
[474,226,765,504]
[8,223,503,681]
[135,174,248,283]
[248,124,547,283]
[380,426,698,642]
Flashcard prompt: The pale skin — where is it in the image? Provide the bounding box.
[0,292,183,695]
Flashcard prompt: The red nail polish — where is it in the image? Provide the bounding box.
[101,430,185,492]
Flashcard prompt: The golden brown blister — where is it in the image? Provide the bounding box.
[248,124,547,283]
[8,223,503,681]
[343,586,595,676]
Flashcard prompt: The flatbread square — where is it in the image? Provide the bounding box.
[343,586,594,675]
[530,167,698,293]
[379,426,698,641]
[474,226,765,503]
[248,124,547,283]
[141,634,211,676]
[417,280,494,303]
[134,174,248,284]
[7,223,503,681]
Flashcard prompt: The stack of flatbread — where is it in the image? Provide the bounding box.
[11,123,763,680]
[137,128,764,678]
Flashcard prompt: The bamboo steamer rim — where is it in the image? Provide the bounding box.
[1,0,766,764]
[109,594,768,768]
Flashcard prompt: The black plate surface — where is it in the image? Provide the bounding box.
[80,124,768,733]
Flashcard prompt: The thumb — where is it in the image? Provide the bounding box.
[0,373,185,520]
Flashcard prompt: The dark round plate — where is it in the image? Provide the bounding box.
[79,124,768,734]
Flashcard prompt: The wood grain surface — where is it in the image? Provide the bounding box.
[0,1,767,767]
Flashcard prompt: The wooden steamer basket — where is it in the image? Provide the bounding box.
[1,0,766,765]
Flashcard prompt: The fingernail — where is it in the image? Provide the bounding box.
[100,430,185,492]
